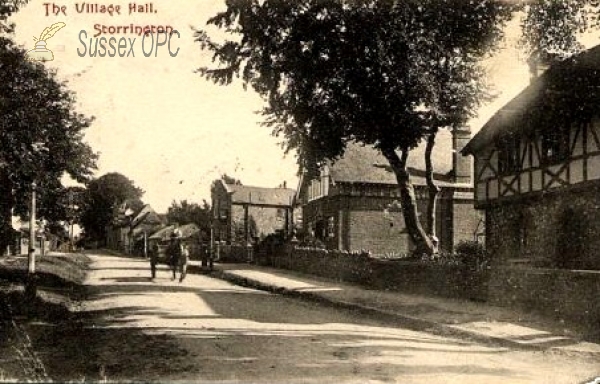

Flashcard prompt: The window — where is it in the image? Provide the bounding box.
[541,126,570,165]
[276,208,286,223]
[327,216,335,238]
[497,136,521,175]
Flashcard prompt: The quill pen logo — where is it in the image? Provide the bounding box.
[26,22,66,62]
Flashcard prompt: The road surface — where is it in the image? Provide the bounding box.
[22,254,600,383]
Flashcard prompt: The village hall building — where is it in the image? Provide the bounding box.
[295,129,482,256]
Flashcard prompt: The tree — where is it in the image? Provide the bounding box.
[166,199,212,234]
[0,0,28,34]
[197,0,600,255]
[196,0,517,255]
[80,173,144,243]
[0,32,98,252]
[519,0,591,60]
[221,173,242,185]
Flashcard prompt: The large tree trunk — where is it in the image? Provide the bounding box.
[425,132,440,253]
[381,146,435,256]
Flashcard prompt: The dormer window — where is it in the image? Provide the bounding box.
[497,136,521,175]
[541,125,570,166]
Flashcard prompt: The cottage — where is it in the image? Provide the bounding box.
[106,202,163,254]
[211,180,295,245]
[462,45,600,271]
[296,129,482,256]
[129,204,164,256]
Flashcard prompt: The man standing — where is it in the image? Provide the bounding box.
[179,243,189,282]
[149,241,160,279]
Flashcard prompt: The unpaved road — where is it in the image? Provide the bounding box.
[21,254,600,383]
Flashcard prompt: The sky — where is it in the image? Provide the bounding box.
[9,1,596,213]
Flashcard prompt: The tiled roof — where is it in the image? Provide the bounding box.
[328,131,454,186]
[131,205,163,228]
[228,184,295,207]
[463,44,600,154]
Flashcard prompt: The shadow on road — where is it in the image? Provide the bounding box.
[12,253,599,384]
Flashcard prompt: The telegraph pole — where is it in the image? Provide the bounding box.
[26,181,37,301]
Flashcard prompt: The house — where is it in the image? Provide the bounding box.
[295,129,482,255]
[462,44,600,270]
[10,217,50,256]
[211,180,296,245]
[129,205,165,256]
[106,202,164,254]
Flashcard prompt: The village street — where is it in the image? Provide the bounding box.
[9,253,597,384]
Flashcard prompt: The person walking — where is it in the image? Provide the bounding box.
[166,231,183,281]
[179,243,189,282]
[149,241,160,279]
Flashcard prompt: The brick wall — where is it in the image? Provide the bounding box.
[302,184,479,255]
[452,200,484,248]
[348,210,411,255]
[229,205,289,243]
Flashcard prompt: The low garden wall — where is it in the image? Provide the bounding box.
[489,267,600,334]
[270,246,373,285]
[254,244,599,336]
[216,244,250,263]
[261,245,488,301]
[370,260,489,301]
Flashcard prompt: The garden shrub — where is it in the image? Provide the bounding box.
[455,240,487,270]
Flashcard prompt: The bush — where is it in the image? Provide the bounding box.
[419,251,462,266]
[295,235,326,249]
[455,240,487,270]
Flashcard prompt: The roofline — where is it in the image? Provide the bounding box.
[464,45,600,154]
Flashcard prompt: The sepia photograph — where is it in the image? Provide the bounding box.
[0,0,599,383]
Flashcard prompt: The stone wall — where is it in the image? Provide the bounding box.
[265,245,487,300]
[486,184,600,269]
[489,267,600,334]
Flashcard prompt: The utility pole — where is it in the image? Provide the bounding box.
[68,189,74,252]
[26,181,37,301]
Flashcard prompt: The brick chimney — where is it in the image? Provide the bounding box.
[452,127,472,184]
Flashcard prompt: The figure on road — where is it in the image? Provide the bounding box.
[166,230,187,282]
[167,231,182,281]
[179,243,189,282]
[149,241,159,279]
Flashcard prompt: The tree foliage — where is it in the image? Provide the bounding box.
[80,173,144,242]
[197,0,513,167]
[0,29,97,251]
[0,0,28,34]
[519,0,594,59]
[196,0,515,255]
[166,199,212,233]
[221,173,242,185]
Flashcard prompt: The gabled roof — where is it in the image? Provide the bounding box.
[463,44,600,155]
[221,182,295,207]
[327,135,453,186]
[131,205,163,228]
